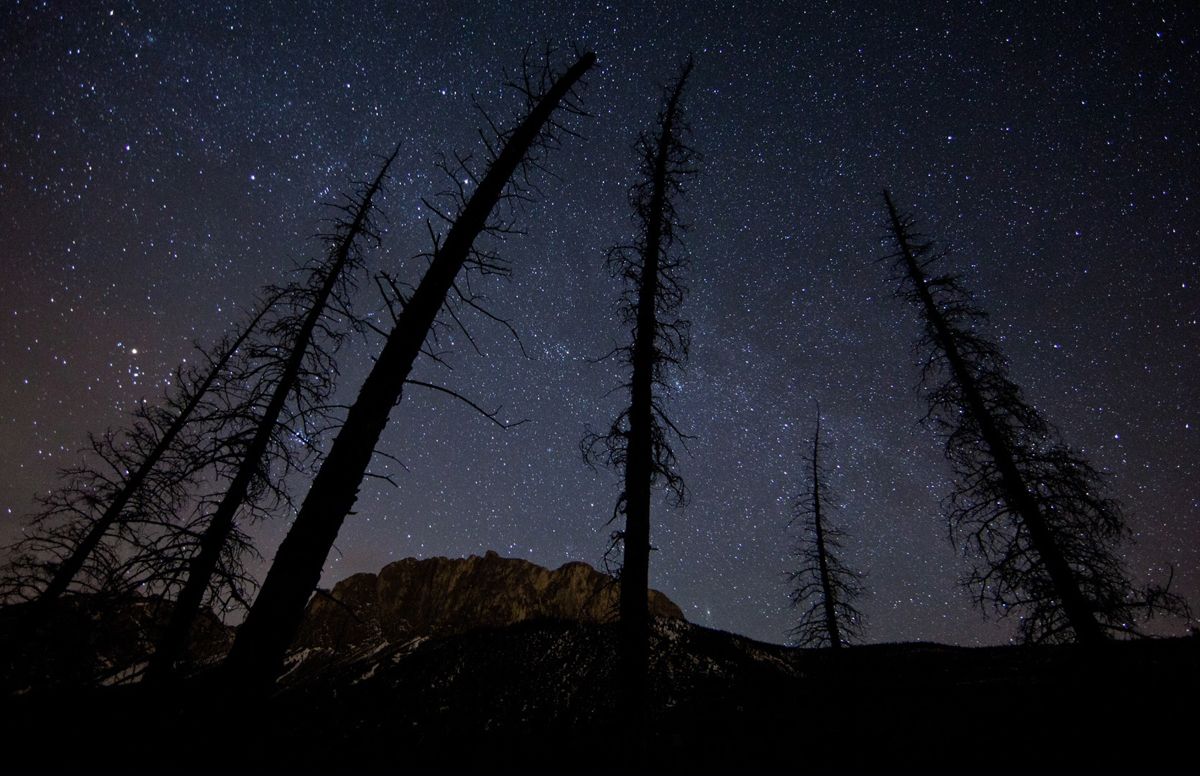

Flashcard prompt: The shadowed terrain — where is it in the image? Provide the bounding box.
[1,553,1195,772]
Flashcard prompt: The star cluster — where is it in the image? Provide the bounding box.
[1,1,1197,645]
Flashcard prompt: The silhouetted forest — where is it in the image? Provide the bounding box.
[1,45,1196,774]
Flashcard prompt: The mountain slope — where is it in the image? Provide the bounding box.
[1,553,1195,772]
[4,616,1195,772]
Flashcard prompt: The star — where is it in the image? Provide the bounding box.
[0,1,1196,646]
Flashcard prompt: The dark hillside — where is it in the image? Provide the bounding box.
[2,615,1195,773]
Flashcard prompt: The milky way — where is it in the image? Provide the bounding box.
[2,1,1197,644]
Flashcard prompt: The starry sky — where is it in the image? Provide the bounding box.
[2,1,1197,646]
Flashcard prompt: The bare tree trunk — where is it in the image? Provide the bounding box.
[618,124,661,714]
[30,302,273,617]
[883,190,1104,645]
[809,415,843,649]
[617,59,693,765]
[222,52,596,686]
[786,406,865,647]
[146,148,399,681]
[619,208,654,754]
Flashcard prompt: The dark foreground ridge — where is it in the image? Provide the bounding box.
[4,625,1198,773]
[1,556,1196,773]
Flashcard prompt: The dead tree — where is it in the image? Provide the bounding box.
[0,299,275,615]
[786,407,865,648]
[145,147,399,680]
[882,190,1190,643]
[221,49,596,686]
[582,56,696,727]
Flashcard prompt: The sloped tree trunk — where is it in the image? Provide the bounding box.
[30,301,273,618]
[146,149,400,681]
[222,51,596,686]
[883,190,1104,645]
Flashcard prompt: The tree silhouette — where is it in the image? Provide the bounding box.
[145,147,399,680]
[0,297,275,616]
[882,189,1190,643]
[221,49,596,686]
[786,407,865,648]
[583,56,696,734]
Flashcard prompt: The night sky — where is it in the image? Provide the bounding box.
[2,1,1197,646]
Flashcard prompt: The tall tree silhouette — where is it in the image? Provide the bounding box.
[146,147,399,680]
[786,407,865,648]
[0,298,275,615]
[222,50,596,685]
[882,190,1189,643]
[583,56,696,728]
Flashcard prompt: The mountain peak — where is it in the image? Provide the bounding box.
[293,551,684,650]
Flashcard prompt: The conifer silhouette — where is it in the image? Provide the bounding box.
[882,190,1189,643]
[146,147,398,680]
[787,407,865,648]
[584,56,697,744]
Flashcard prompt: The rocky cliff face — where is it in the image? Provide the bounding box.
[293,550,683,649]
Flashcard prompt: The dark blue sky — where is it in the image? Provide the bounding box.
[2,1,1197,644]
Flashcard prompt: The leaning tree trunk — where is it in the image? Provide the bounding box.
[883,190,1105,645]
[146,149,399,681]
[222,51,596,686]
[30,301,273,619]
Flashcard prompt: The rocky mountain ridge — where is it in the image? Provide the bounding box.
[2,552,1195,772]
[1,551,682,694]
[292,550,684,650]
